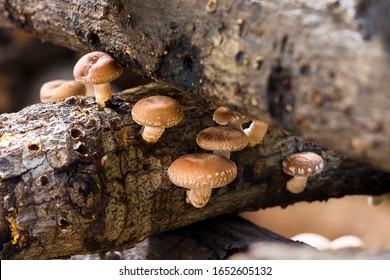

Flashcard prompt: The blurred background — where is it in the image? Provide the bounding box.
[1,28,389,252]
[241,195,390,250]
[0,28,152,114]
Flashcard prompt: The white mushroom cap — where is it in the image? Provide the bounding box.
[168,153,237,189]
[196,126,249,158]
[291,233,331,251]
[282,152,325,177]
[40,80,86,103]
[329,235,365,250]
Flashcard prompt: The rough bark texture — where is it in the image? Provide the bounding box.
[1,83,390,259]
[72,215,313,260]
[1,0,390,171]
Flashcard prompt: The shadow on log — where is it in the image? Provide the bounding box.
[72,215,313,260]
[71,215,390,260]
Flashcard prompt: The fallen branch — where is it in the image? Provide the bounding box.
[1,0,390,170]
[71,215,390,260]
[72,215,312,260]
[1,83,389,259]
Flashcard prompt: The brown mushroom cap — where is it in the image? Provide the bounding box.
[168,153,237,189]
[73,51,123,84]
[40,80,86,103]
[131,95,184,128]
[282,152,325,177]
[196,126,249,152]
[213,106,250,126]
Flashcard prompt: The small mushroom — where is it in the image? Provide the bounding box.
[291,233,331,251]
[282,152,325,194]
[73,51,123,106]
[367,194,387,206]
[213,106,250,130]
[244,120,269,147]
[131,95,184,143]
[329,235,365,251]
[196,125,249,159]
[167,153,237,208]
[40,80,86,103]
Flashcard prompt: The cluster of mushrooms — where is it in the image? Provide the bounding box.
[39,51,325,208]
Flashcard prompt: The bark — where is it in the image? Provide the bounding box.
[72,215,313,260]
[0,0,390,171]
[1,83,390,259]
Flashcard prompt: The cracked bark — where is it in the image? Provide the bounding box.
[0,83,390,259]
[0,0,390,171]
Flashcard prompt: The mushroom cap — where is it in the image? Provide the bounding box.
[329,235,365,250]
[73,51,123,84]
[196,126,249,152]
[40,79,86,103]
[291,233,331,251]
[213,106,250,125]
[282,152,325,177]
[131,95,184,128]
[168,153,237,189]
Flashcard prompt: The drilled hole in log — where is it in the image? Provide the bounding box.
[0,158,10,171]
[87,32,101,46]
[300,64,310,76]
[70,128,84,139]
[65,96,77,105]
[73,142,88,155]
[28,142,41,152]
[236,51,245,64]
[254,56,264,70]
[57,217,71,229]
[183,55,194,71]
[40,175,49,186]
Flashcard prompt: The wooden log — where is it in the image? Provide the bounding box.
[72,215,313,260]
[1,83,389,259]
[0,0,390,170]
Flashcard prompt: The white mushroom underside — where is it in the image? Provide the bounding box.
[244,121,269,147]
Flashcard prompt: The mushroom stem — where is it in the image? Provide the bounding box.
[141,126,165,143]
[93,83,112,106]
[244,120,269,147]
[286,176,308,194]
[213,150,231,159]
[186,188,213,208]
